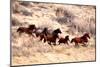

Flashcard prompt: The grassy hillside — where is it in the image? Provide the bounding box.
[11,0,96,66]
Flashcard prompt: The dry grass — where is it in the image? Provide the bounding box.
[11,1,96,66]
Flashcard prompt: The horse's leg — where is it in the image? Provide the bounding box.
[82,42,87,47]
[49,42,53,49]
[39,36,42,41]
[58,42,60,45]
[53,42,56,46]
[48,41,51,45]
[44,38,46,43]
[33,34,36,37]
[53,40,57,46]
[40,35,44,41]
[43,36,47,43]
[28,33,32,37]
[18,31,22,36]
[35,33,39,37]
[75,43,79,48]
[49,41,54,48]
[66,41,69,46]
[31,33,35,37]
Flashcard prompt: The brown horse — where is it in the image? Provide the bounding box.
[58,35,70,45]
[43,34,59,46]
[40,28,62,41]
[17,24,36,36]
[43,28,62,46]
[71,33,90,47]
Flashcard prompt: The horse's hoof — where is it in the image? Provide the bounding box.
[82,45,87,47]
[75,45,79,48]
[53,44,56,46]
[48,42,51,45]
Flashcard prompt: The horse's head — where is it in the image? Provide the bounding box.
[65,35,70,41]
[70,39,74,43]
[54,28,62,34]
[43,27,48,32]
[42,27,48,36]
[84,33,90,39]
[28,24,37,30]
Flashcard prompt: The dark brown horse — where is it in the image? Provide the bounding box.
[43,28,62,46]
[17,24,36,36]
[71,33,90,47]
[34,28,61,41]
[39,27,49,40]
[58,35,70,45]
[43,34,59,46]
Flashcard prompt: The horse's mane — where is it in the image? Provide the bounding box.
[53,28,59,33]
[81,33,89,39]
[71,38,74,43]
[65,36,69,40]
[28,24,36,30]
[41,27,49,36]
[52,28,61,35]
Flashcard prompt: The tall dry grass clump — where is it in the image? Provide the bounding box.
[54,6,95,36]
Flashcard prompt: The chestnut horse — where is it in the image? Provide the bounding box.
[17,24,36,36]
[43,28,62,46]
[58,35,70,45]
[71,33,90,47]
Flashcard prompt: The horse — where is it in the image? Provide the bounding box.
[43,33,59,46]
[52,28,62,36]
[71,33,90,47]
[34,28,61,40]
[17,24,37,36]
[39,27,50,41]
[43,28,62,46]
[28,24,37,31]
[34,27,49,37]
[58,35,70,45]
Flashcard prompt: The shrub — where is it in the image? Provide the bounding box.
[55,7,75,24]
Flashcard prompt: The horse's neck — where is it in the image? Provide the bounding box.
[52,31,55,34]
[53,35,58,39]
[65,38,68,40]
[81,35,87,39]
[71,39,74,43]
[52,30,57,34]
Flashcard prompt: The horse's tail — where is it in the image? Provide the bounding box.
[17,28,20,32]
[17,28,23,33]
[71,39,74,43]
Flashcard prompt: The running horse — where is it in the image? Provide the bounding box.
[43,28,62,46]
[58,35,70,45]
[33,27,49,40]
[17,24,37,36]
[71,33,90,47]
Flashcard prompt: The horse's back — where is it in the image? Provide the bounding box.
[59,38,65,43]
